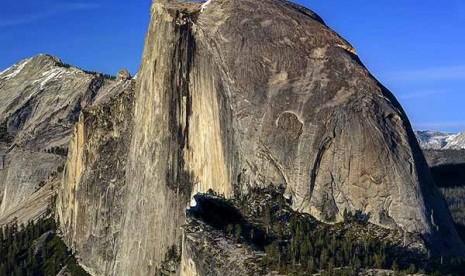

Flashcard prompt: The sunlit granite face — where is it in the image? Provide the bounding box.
[53,0,465,275]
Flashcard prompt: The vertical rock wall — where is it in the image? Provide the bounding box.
[56,86,134,275]
[113,3,210,274]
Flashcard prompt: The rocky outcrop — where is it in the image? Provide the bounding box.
[56,0,464,274]
[189,0,464,256]
[122,0,462,264]
[180,192,430,276]
[112,3,205,274]
[56,81,134,276]
[0,54,130,226]
[181,220,265,276]
[117,69,132,81]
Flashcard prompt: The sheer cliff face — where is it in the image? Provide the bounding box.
[113,4,206,274]
[117,0,463,272]
[57,0,463,274]
[56,83,134,276]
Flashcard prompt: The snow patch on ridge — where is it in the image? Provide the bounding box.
[415,130,465,150]
[446,132,465,149]
[0,58,32,80]
[201,0,213,12]
[32,67,78,90]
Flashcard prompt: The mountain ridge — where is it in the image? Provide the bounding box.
[0,53,133,227]
[415,130,465,150]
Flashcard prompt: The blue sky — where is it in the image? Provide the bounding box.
[1,0,464,132]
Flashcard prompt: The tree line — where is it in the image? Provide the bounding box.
[0,217,88,276]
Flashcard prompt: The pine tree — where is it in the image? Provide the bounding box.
[392,260,399,272]
[234,224,242,243]
[407,263,416,274]
[226,224,233,237]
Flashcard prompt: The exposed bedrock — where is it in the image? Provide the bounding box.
[57,0,464,274]
[0,54,131,227]
[117,0,464,271]
[56,83,134,276]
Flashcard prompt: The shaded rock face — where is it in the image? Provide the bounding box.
[422,149,465,168]
[0,54,130,226]
[0,153,5,169]
[180,193,430,276]
[421,149,465,189]
[56,83,134,276]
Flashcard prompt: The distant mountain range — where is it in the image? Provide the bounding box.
[415,130,465,150]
